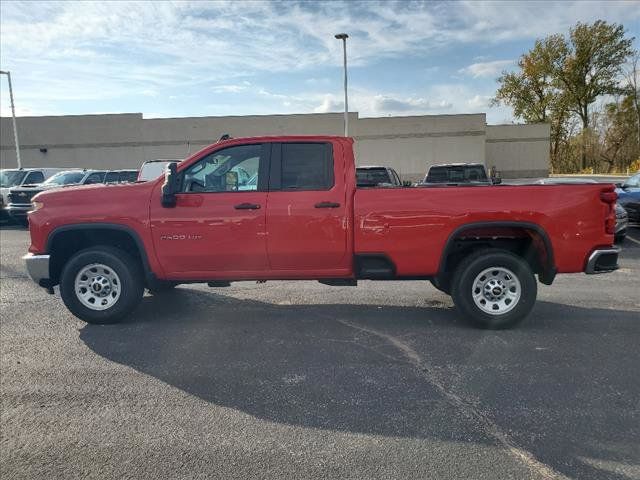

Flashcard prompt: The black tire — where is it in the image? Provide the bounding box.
[451,249,537,329]
[59,246,144,324]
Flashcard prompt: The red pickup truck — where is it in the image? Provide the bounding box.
[23,136,620,329]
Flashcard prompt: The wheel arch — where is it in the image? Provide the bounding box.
[46,223,154,286]
[438,221,556,285]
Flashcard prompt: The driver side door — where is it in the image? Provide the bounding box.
[150,143,270,279]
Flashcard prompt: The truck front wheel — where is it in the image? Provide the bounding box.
[59,246,144,324]
[451,249,537,329]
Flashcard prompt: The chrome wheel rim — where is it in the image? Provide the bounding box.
[75,263,121,311]
[472,267,521,315]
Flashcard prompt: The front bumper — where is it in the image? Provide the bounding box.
[23,253,51,284]
[585,247,621,274]
[6,204,32,219]
[616,216,628,235]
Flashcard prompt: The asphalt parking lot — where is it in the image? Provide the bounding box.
[1,226,639,480]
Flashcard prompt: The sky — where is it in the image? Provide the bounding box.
[0,0,639,124]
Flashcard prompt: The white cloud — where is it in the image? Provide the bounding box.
[211,84,247,93]
[313,90,454,116]
[460,60,513,78]
[0,1,638,118]
[467,95,492,109]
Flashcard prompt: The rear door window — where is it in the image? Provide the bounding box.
[278,143,334,190]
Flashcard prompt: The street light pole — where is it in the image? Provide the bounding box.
[0,70,22,168]
[334,33,349,137]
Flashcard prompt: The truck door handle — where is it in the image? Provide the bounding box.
[315,201,341,208]
[234,203,261,210]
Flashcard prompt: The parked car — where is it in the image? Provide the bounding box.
[104,170,139,184]
[615,203,628,242]
[616,172,640,224]
[1,168,65,221]
[356,166,402,187]
[421,163,499,185]
[6,169,107,224]
[24,135,620,329]
[138,160,181,181]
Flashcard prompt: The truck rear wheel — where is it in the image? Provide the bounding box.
[59,246,144,324]
[451,249,537,329]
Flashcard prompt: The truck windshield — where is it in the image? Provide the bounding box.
[0,170,27,188]
[44,172,85,185]
[357,168,391,186]
[426,165,488,183]
[138,162,171,181]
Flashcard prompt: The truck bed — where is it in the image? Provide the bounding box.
[354,183,612,276]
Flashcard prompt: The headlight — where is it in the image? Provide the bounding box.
[31,201,44,212]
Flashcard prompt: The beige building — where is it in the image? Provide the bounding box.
[0,112,549,181]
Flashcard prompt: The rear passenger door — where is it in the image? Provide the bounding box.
[266,142,350,274]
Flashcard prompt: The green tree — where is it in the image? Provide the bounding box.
[555,21,635,169]
[491,35,568,163]
[593,95,640,173]
[624,51,640,146]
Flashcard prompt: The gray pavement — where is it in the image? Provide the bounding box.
[1,226,639,480]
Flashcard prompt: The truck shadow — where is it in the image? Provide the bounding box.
[80,288,639,480]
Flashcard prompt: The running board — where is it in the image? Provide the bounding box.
[355,254,396,279]
[318,279,357,286]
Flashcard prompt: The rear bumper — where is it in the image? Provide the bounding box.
[585,247,621,274]
[23,253,50,284]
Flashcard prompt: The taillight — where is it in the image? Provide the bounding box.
[600,190,617,203]
[600,186,617,235]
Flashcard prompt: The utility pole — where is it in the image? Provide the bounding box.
[334,33,349,137]
[0,70,22,168]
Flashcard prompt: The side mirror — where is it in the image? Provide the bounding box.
[492,177,502,185]
[402,180,412,187]
[161,162,180,208]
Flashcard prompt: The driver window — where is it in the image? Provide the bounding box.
[183,144,262,193]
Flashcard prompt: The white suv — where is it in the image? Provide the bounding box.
[0,168,65,221]
[6,169,107,224]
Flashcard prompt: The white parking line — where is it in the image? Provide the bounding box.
[626,235,640,246]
